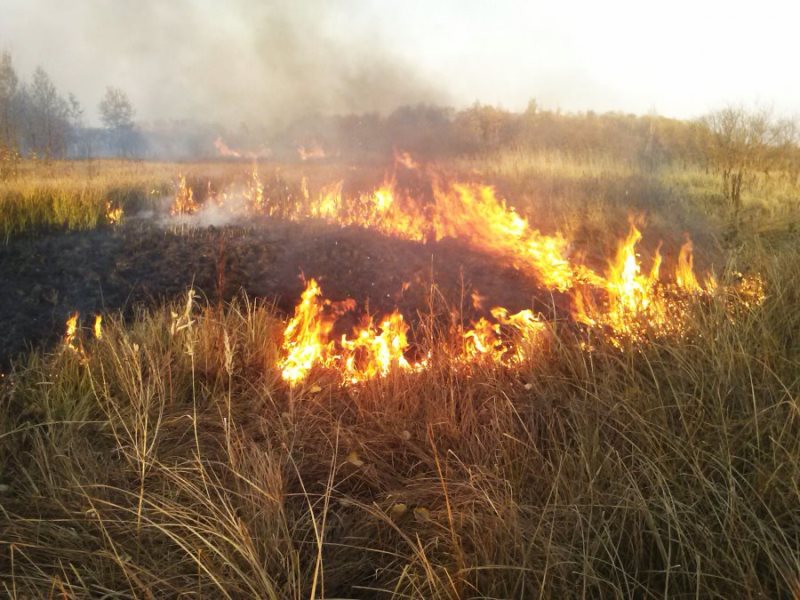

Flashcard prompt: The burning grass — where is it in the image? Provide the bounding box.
[2,152,799,596]
[1,240,798,597]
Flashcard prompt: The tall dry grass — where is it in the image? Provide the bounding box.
[1,233,798,597]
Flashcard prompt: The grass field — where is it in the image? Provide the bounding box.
[1,152,800,597]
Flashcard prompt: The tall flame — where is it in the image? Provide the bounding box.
[249,166,265,213]
[279,279,334,385]
[676,238,702,292]
[64,312,80,353]
[170,175,199,216]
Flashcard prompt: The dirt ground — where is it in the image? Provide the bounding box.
[0,214,567,366]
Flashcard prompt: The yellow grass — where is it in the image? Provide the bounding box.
[2,151,800,596]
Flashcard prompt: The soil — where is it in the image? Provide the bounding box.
[0,214,568,366]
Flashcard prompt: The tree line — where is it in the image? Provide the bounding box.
[0,51,138,169]
[2,49,799,212]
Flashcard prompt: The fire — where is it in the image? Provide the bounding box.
[278,279,417,385]
[572,221,719,341]
[301,177,576,290]
[463,317,501,360]
[248,166,264,212]
[395,150,419,170]
[339,311,413,383]
[297,142,326,161]
[170,175,199,216]
[214,137,242,158]
[676,238,702,292]
[214,137,272,159]
[463,307,545,364]
[64,312,79,352]
[105,200,123,225]
[149,158,766,385]
[277,278,549,385]
[432,182,575,290]
[93,315,103,340]
[279,279,335,384]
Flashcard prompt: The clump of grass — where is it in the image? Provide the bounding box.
[1,236,798,597]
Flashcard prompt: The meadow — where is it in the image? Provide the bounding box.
[1,152,799,598]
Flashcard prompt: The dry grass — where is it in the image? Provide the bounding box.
[1,152,800,597]
[1,232,799,597]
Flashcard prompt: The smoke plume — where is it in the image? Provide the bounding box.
[2,0,446,127]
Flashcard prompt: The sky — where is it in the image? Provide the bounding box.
[1,0,797,126]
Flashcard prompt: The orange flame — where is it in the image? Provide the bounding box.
[463,307,545,364]
[572,222,716,342]
[279,279,334,385]
[278,279,419,385]
[105,200,123,225]
[676,238,702,292]
[249,166,265,213]
[300,176,576,290]
[64,312,80,353]
[170,175,199,216]
[394,150,419,170]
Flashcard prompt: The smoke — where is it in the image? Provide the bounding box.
[2,0,446,128]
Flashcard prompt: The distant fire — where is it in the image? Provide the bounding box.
[105,200,123,225]
[213,136,272,159]
[214,137,242,158]
[297,142,326,161]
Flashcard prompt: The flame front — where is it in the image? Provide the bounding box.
[278,279,548,386]
[154,158,763,385]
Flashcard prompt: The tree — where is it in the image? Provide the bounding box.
[99,87,136,156]
[99,87,134,130]
[25,67,71,158]
[701,106,780,214]
[0,51,18,146]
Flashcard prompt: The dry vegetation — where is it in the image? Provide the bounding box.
[1,152,800,598]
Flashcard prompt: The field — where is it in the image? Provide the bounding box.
[1,153,800,598]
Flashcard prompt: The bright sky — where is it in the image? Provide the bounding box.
[376,0,800,116]
[2,0,798,123]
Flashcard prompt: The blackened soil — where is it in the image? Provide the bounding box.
[0,217,568,366]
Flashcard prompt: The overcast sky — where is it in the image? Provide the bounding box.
[2,0,797,126]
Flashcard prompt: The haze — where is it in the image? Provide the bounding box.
[2,0,797,126]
